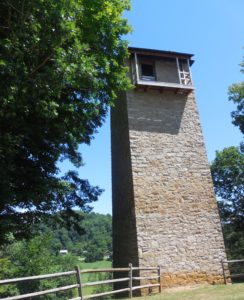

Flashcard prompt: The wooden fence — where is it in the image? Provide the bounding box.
[0,264,161,300]
[221,259,244,284]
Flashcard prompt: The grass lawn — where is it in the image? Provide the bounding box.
[78,260,111,270]
[76,261,244,299]
[136,283,244,300]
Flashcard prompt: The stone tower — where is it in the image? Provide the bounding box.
[111,47,227,287]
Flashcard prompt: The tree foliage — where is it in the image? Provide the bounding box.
[0,0,131,243]
[81,213,112,262]
[211,146,244,258]
[39,212,112,262]
[211,51,244,260]
[211,147,244,225]
[0,234,78,298]
[0,213,112,297]
[228,56,244,137]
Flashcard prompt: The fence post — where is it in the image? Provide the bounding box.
[221,259,227,285]
[128,263,133,298]
[75,266,83,300]
[157,265,162,293]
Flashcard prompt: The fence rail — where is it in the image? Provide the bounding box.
[0,271,76,285]
[0,264,161,300]
[221,259,244,284]
[0,284,79,300]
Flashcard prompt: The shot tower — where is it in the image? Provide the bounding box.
[111,47,227,287]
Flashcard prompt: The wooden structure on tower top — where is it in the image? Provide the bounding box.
[129,47,194,93]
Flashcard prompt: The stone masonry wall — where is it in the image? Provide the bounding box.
[111,92,139,270]
[125,89,227,287]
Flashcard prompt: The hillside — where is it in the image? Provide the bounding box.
[38,212,112,261]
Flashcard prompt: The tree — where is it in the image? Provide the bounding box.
[82,213,112,262]
[228,57,244,136]
[0,234,78,298]
[211,146,244,258]
[211,147,244,225]
[38,212,112,261]
[0,0,131,243]
[211,50,244,260]
[0,258,18,297]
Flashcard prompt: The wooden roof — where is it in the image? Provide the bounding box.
[129,47,194,65]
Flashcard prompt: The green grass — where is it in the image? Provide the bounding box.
[76,261,244,299]
[78,260,112,295]
[78,260,111,270]
[135,283,244,300]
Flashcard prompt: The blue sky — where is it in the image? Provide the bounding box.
[61,0,244,214]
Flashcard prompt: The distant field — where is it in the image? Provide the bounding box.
[78,260,112,295]
[134,283,244,300]
[78,260,111,270]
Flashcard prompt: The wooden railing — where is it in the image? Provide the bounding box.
[221,259,244,284]
[0,264,161,300]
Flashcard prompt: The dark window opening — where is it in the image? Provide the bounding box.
[141,63,155,81]
[141,64,154,76]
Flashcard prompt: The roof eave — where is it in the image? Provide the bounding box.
[128,47,194,64]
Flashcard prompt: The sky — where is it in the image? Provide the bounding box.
[61,0,244,215]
